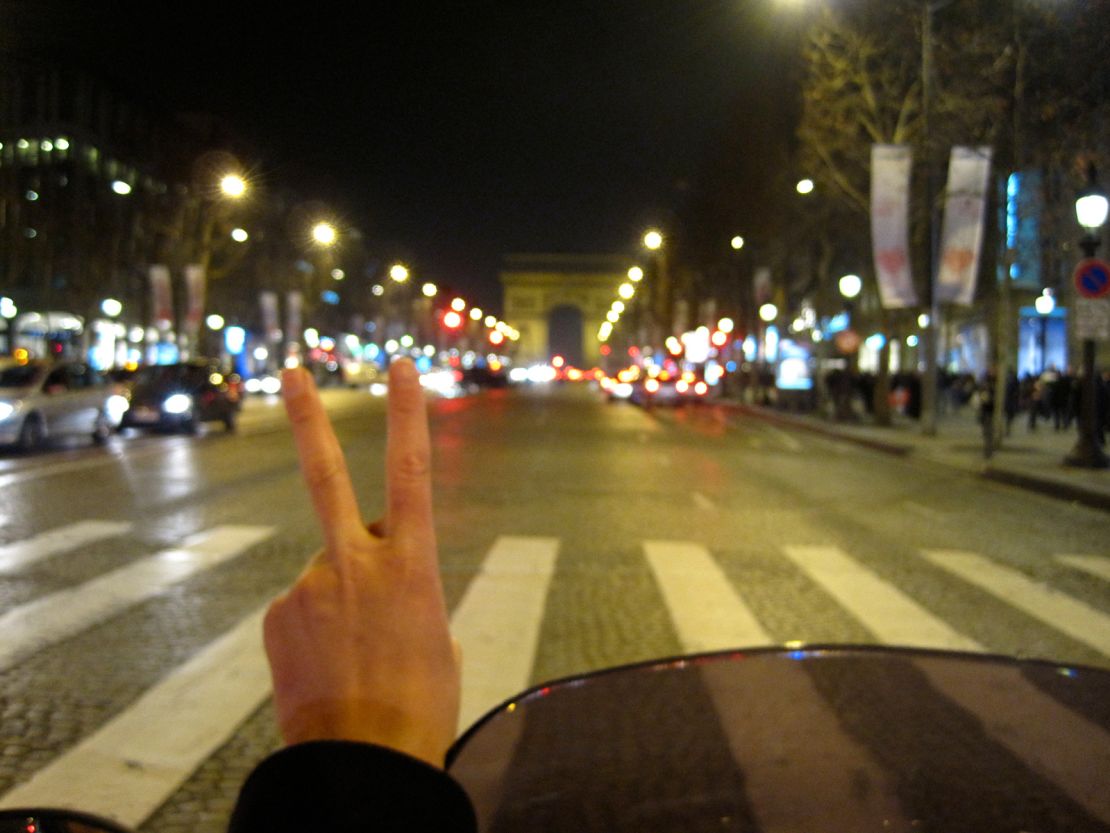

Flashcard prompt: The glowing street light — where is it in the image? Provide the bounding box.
[389,263,410,283]
[618,282,635,300]
[422,282,438,298]
[796,178,815,195]
[312,222,337,246]
[628,266,644,282]
[643,229,664,250]
[230,228,249,243]
[450,297,466,312]
[206,314,225,330]
[111,180,132,196]
[759,303,779,323]
[100,298,123,318]
[219,174,247,199]
[730,236,745,250]
[718,317,735,333]
[470,308,483,321]
[839,273,863,300]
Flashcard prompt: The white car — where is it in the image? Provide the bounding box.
[0,359,126,451]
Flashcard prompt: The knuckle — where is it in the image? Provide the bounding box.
[394,448,431,481]
[303,455,349,491]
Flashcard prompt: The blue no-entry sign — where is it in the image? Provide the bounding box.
[1073,258,1110,299]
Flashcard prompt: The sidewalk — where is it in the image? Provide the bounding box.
[722,399,1110,512]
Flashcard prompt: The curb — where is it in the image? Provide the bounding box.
[981,466,1110,513]
[716,399,1110,512]
[717,401,912,456]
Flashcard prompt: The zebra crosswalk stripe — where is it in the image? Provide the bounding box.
[0,525,274,672]
[923,549,1110,659]
[451,535,559,730]
[643,540,770,651]
[1055,554,1110,584]
[782,545,981,651]
[0,607,272,827]
[0,520,133,574]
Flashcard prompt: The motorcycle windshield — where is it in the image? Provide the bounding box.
[446,646,1110,833]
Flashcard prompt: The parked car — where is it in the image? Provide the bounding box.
[0,359,126,451]
[119,361,242,434]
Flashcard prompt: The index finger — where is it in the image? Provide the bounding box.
[384,358,435,548]
[282,367,366,556]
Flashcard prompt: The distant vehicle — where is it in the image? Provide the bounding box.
[628,374,710,407]
[341,360,383,389]
[460,365,509,390]
[0,359,126,451]
[119,361,242,434]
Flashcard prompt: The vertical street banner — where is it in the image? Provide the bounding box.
[148,265,173,331]
[286,291,303,346]
[183,264,206,343]
[936,146,993,306]
[753,267,772,305]
[870,145,918,309]
[259,292,280,343]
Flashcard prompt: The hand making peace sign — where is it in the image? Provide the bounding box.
[262,359,461,767]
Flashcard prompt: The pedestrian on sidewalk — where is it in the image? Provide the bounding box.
[1051,368,1074,431]
[1004,372,1019,437]
[977,370,997,459]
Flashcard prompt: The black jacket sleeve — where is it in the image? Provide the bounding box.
[227,740,478,833]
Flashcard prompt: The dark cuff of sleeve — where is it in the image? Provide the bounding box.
[228,740,478,833]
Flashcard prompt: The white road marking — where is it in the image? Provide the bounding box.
[924,550,1110,658]
[761,423,803,452]
[918,655,1110,823]
[0,607,272,828]
[647,539,908,827]
[691,491,717,512]
[0,443,175,489]
[782,545,981,651]
[451,536,559,730]
[0,521,133,574]
[644,540,771,651]
[699,658,909,830]
[1055,554,1110,584]
[0,525,274,672]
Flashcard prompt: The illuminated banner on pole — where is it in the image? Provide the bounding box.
[870,145,918,309]
[183,264,206,343]
[148,265,173,330]
[936,146,993,306]
[286,291,303,345]
[753,267,772,305]
[260,292,280,342]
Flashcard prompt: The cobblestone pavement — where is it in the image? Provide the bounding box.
[0,385,1106,831]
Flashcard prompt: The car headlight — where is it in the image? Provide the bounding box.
[163,393,193,414]
[0,401,15,421]
[106,394,130,423]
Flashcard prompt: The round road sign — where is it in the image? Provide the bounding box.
[1073,258,1110,299]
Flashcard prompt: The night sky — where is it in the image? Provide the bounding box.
[5,1,804,312]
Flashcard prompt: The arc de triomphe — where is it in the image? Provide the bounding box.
[500,253,633,367]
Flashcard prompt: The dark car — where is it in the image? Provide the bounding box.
[119,361,242,433]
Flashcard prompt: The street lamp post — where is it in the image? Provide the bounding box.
[1064,165,1109,469]
[835,274,863,421]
